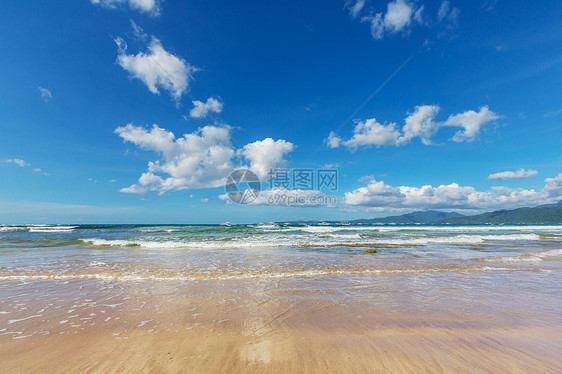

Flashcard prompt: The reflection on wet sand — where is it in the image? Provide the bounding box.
[1,271,562,373]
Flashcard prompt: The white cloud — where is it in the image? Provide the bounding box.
[384,0,414,32]
[544,109,562,118]
[437,1,450,22]
[325,131,342,149]
[328,105,500,150]
[190,97,223,118]
[488,168,538,180]
[5,158,29,167]
[480,0,498,12]
[116,124,235,193]
[342,118,401,149]
[346,0,366,18]
[33,168,50,176]
[90,0,161,15]
[116,124,294,194]
[351,0,460,40]
[361,0,421,40]
[38,87,53,102]
[115,36,196,102]
[397,105,440,145]
[443,106,500,142]
[241,138,295,179]
[344,173,562,211]
[4,159,48,175]
[413,5,425,24]
[130,19,148,41]
[200,197,209,203]
[437,1,460,29]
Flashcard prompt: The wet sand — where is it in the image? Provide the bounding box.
[1,271,562,373]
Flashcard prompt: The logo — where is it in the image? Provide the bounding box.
[224,169,261,204]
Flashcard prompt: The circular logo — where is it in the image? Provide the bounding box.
[224,169,261,204]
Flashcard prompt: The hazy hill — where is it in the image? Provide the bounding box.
[438,201,562,224]
[352,210,464,224]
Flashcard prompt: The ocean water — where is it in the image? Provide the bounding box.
[1,223,561,281]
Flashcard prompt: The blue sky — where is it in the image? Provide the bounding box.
[0,0,561,223]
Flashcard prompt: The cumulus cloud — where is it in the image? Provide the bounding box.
[241,138,295,179]
[115,36,196,103]
[116,124,234,193]
[361,0,422,39]
[200,197,209,203]
[190,97,223,118]
[328,105,499,150]
[443,106,500,142]
[343,174,562,211]
[397,105,440,145]
[325,131,342,149]
[341,118,402,150]
[116,124,294,194]
[488,168,538,180]
[90,0,161,15]
[38,87,53,102]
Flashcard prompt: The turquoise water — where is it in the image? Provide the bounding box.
[1,224,561,281]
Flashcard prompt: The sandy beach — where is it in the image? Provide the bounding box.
[2,269,562,373]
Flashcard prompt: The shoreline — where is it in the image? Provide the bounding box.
[2,272,562,373]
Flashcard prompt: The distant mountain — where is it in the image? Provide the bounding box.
[279,201,562,226]
[438,201,562,224]
[537,200,562,208]
[352,210,464,224]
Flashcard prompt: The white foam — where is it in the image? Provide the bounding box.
[0,266,550,282]
[8,314,43,324]
[0,225,77,232]
[79,233,541,250]
[480,248,562,263]
[88,261,108,266]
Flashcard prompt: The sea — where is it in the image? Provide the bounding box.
[1,223,561,281]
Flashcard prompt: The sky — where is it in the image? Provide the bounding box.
[0,0,561,223]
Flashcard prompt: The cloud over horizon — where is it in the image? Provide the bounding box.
[343,174,562,212]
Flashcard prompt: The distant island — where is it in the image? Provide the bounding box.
[285,200,562,225]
